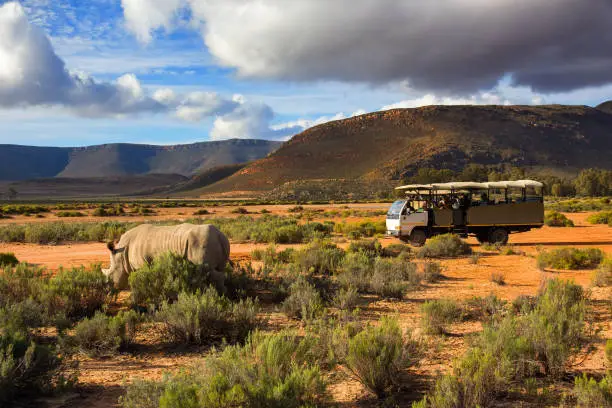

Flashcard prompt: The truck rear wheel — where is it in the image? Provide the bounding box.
[488,228,509,245]
[409,229,427,247]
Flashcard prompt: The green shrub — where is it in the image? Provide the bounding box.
[0,331,65,404]
[0,264,46,307]
[67,310,142,357]
[417,234,472,259]
[383,243,411,258]
[370,258,419,299]
[0,299,45,332]
[511,295,537,315]
[490,272,506,285]
[606,339,612,369]
[587,211,612,225]
[292,241,344,274]
[281,276,323,321]
[574,374,612,407]
[334,220,386,238]
[421,262,443,283]
[544,211,574,227]
[156,288,259,345]
[347,239,384,258]
[346,317,420,398]
[333,286,359,311]
[56,211,86,218]
[231,207,249,214]
[128,253,211,308]
[537,247,604,270]
[193,209,210,216]
[0,253,18,267]
[93,205,124,217]
[465,295,507,323]
[421,299,463,334]
[336,252,372,293]
[592,258,612,287]
[0,221,130,244]
[44,266,114,321]
[120,331,326,408]
[288,205,304,213]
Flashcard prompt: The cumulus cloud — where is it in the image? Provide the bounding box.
[211,102,302,141]
[121,0,183,44]
[122,0,612,94]
[0,2,297,140]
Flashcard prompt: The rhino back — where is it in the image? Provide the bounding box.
[122,224,228,271]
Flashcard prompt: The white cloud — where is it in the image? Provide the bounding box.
[0,2,296,141]
[121,0,612,94]
[121,0,183,44]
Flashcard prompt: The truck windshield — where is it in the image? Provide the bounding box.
[387,200,406,219]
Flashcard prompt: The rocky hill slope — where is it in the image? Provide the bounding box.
[203,104,612,194]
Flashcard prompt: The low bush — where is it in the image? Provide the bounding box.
[370,258,419,299]
[333,286,359,311]
[417,234,472,259]
[231,207,249,214]
[0,252,18,267]
[421,262,443,283]
[156,288,259,345]
[383,243,411,258]
[490,272,506,285]
[336,252,372,293]
[334,220,386,238]
[120,330,326,408]
[0,204,49,216]
[421,299,463,334]
[192,209,210,216]
[251,245,294,266]
[292,241,344,275]
[56,211,86,218]
[259,208,270,214]
[67,310,142,357]
[592,258,612,287]
[347,239,384,258]
[212,215,331,244]
[607,339,612,368]
[128,253,211,309]
[587,210,612,225]
[544,211,574,227]
[288,205,304,213]
[465,294,507,323]
[44,266,114,321]
[573,374,612,407]
[0,331,66,404]
[0,264,46,307]
[0,221,130,244]
[511,295,537,315]
[346,317,421,398]
[93,205,124,217]
[537,247,604,270]
[281,276,323,321]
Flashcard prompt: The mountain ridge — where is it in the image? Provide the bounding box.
[0,139,281,181]
[202,104,612,195]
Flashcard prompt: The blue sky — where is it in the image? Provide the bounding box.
[0,0,611,146]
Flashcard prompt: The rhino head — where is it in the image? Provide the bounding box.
[102,241,129,289]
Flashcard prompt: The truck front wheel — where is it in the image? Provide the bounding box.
[409,229,427,247]
[488,228,509,245]
[476,231,489,244]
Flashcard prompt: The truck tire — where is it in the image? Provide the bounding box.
[409,229,427,247]
[476,231,489,244]
[488,228,509,245]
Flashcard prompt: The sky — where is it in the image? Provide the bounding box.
[0,0,611,147]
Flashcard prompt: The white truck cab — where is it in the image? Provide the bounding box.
[386,200,428,238]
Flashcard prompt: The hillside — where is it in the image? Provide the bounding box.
[204,104,612,195]
[0,139,281,181]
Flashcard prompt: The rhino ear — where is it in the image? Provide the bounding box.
[107,241,116,253]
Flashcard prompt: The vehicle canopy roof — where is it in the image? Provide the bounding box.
[395,179,543,191]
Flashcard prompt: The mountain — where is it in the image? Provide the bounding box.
[596,100,612,114]
[0,139,281,181]
[203,104,612,195]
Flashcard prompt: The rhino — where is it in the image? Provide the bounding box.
[102,223,230,290]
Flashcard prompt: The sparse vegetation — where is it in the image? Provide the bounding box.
[587,210,612,225]
[592,258,612,287]
[490,272,506,285]
[66,310,142,357]
[346,317,421,398]
[0,252,18,267]
[544,211,574,227]
[56,211,86,217]
[537,247,604,270]
[417,234,472,259]
[421,261,444,283]
[193,208,211,216]
[421,299,463,334]
[281,276,323,320]
[573,374,612,407]
[156,288,259,345]
[370,258,419,299]
[120,331,326,408]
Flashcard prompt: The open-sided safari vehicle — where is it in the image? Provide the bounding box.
[386,180,544,246]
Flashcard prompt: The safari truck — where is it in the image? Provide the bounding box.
[386,180,544,246]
